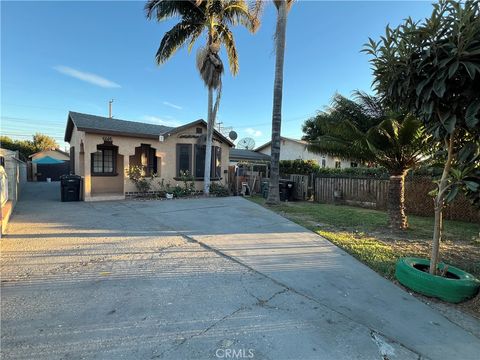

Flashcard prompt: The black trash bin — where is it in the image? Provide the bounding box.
[279,179,295,201]
[60,175,81,202]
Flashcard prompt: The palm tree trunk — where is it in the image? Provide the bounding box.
[387,172,408,230]
[204,87,214,196]
[430,132,455,275]
[266,0,288,205]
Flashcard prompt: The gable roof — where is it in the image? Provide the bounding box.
[255,136,307,152]
[229,149,271,162]
[32,156,67,164]
[65,112,174,142]
[29,148,70,158]
[64,112,234,146]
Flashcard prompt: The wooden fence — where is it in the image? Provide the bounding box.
[313,176,480,222]
[314,176,389,209]
[289,174,310,200]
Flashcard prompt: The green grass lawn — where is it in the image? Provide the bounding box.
[248,196,480,280]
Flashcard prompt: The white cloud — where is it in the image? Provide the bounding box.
[245,128,262,137]
[163,101,182,110]
[53,65,121,88]
[143,115,181,127]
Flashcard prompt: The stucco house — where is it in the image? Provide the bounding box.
[255,136,356,169]
[64,112,233,201]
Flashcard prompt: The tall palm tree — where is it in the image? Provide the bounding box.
[266,0,294,205]
[303,92,429,230]
[146,0,258,195]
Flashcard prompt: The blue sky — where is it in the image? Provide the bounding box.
[1,1,433,149]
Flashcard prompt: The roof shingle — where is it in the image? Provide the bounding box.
[65,112,173,141]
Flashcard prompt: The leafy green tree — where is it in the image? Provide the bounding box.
[32,133,58,151]
[303,92,429,230]
[146,0,258,195]
[364,0,480,274]
[1,134,57,160]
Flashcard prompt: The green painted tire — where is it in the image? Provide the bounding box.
[395,257,480,303]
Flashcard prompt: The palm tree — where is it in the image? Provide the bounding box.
[146,0,258,195]
[266,0,294,205]
[303,92,429,230]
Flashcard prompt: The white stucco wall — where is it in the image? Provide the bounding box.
[257,139,354,169]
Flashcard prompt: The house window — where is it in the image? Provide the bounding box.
[195,145,205,178]
[194,145,222,179]
[176,144,192,177]
[91,147,116,175]
[350,162,358,168]
[321,158,326,168]
[130,144,157,176]
[335,160,341,169]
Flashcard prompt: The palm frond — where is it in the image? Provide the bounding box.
[397,115,424,146]
[223,1,259,33]
[155,21,203,64]
[218,24,239,75]
[352,90,386,119]
[145,0,201,21]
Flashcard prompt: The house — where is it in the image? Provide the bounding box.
[1,148,27,234]
[64,112,233,201]
[255,136,356,169]
[28,148,70,181]
[229,149,271,167]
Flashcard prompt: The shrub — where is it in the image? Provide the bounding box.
[209,182,230,197]
[279,160,320,175]
[127,165,153,194]
[316,167,389,178]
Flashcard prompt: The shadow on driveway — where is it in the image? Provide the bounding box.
[1,182,479,359]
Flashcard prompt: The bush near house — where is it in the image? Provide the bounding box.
[279,159,319,176]
[209,182,230,197]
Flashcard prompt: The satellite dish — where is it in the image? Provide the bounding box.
[237,137,256,150]
[228,130,238,141]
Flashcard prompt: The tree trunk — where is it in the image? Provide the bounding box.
[266,0,288,205]
[204,87,214,196]
[387,172,408,230]
[429,133,455,275]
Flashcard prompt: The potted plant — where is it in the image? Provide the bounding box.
[365,0,480,302]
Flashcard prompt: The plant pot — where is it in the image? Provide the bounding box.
[395,257,480,303]
[166,193,173,200]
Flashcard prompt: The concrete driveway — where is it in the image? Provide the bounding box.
[1,182,479,360]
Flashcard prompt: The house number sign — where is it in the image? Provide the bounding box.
[103,136,112,142]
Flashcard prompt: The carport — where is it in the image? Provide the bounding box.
[32,156,69,181]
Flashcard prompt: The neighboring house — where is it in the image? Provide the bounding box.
[29,148,70,181]
[228,149,271,195]
[1,148,27,234]
[64,112,233,201]
[255,136,356,169]
[229,149,271,166]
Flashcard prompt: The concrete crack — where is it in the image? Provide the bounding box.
[118,204,428,359]
[180,232,427,360]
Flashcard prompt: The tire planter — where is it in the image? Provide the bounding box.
[395,257,480,303]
